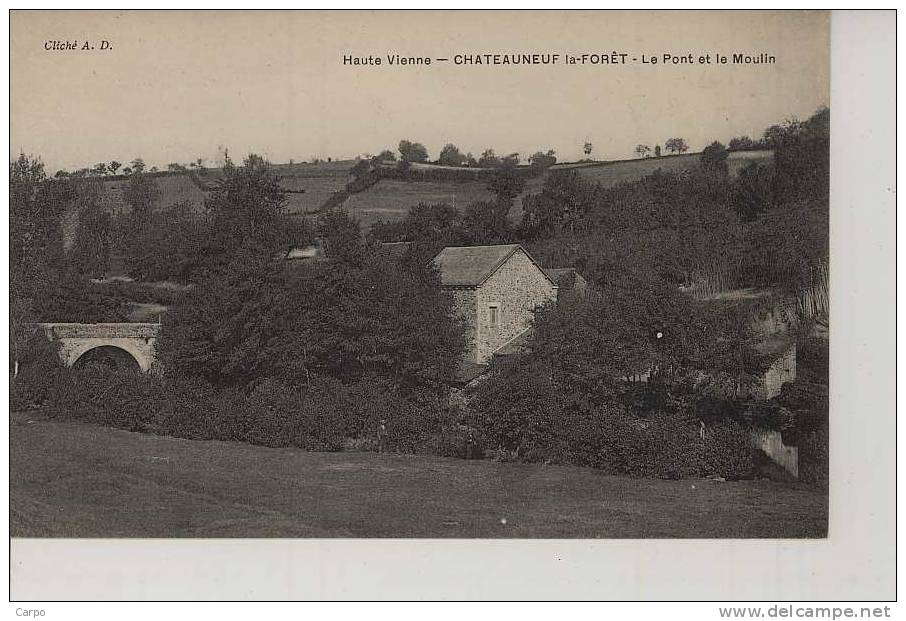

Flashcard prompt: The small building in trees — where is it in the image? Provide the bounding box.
[695,287,801,400]
[432,244,558,365]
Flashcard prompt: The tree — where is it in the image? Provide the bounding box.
[91,162,109,177]
[492,264,758,398]
[529,150,557,171]
[130,158,145,174]
[398,140,429,164]
[318,209,365,266]
[158,245,466,392]
[763,118,803,149]
[654,145,662,157]
[767,107,829,201]
[700,141,729,176]
[168,163,188,172]
[10,154,62,280]
[583,141,593,158]
[204,153,303,261]
[501,153,520,167]
[70,182,112,278]
[477,149,501,168]
[371,202,469,258]
[465,265,762,472]
[121,200,211,283]
[10,154,68,329]
[108,161,122,175]
[664,138,689,154]
[731,162,777,222]
[437,143,467,167]
[10,295,37,378]
[728,136,758,151]
[487,166,525,206]
[520,171,595,239]
[120,165,161,280]
[462,200,514,245]
[374,149,397,163]
[634,144,651,159]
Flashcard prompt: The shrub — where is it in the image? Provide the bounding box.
[469,367,758,479]
[10,331,65,410]
[46,366,162,431]
[798,427,828,485]
[39,365,467,458]
[699,421,756,480]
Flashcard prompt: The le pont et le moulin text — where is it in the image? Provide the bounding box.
[342,51,776,67]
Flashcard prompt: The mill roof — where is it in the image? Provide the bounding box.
[432,244,556,287]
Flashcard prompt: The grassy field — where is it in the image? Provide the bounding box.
[352,151,774,228]
[342,179,496,230]
[556,150,773,186]
[81,151,773,238]
[89,160,354,216]
[10,411,826,538]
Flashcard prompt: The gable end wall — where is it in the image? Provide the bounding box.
[475,249,557,363]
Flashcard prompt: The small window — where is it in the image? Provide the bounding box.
[488,305,499,327]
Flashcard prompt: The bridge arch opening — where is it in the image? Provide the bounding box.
[72,346,142,373]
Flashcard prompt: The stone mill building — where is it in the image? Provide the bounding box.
[432,244,559,365]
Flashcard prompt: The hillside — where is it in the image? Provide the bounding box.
[73,151,773,238]
[343,179,496,230]
[84,159,355,217]
[352,150,773,228]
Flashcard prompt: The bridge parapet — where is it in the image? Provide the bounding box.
[38,323,161,340]
[35,322,161,372]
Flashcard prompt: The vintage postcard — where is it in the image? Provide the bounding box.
[11,7,897,605]
[10,9,830,539]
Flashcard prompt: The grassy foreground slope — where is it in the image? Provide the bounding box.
[11,411,826,538]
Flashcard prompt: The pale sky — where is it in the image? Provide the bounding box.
[11,10,829,173]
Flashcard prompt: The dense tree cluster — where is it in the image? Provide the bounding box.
[159,209,466,397]
[10,107,829,479]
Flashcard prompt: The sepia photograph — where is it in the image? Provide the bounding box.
[8,10,836,545]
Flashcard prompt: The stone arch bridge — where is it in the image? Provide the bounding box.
[38,323,160,372]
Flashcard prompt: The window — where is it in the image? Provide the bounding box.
[488,305,499,327]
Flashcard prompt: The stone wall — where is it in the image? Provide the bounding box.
[757,344,797,400]
[474,250,557,363]
[752,428,799,478]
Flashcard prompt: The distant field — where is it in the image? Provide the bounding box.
[343,179,496,230]
[80,151,771,237]
[269,160,354,214]
[10,411,826,538]
[358,151,774,227]
[89,160,355,217]
[555,150,773,187]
